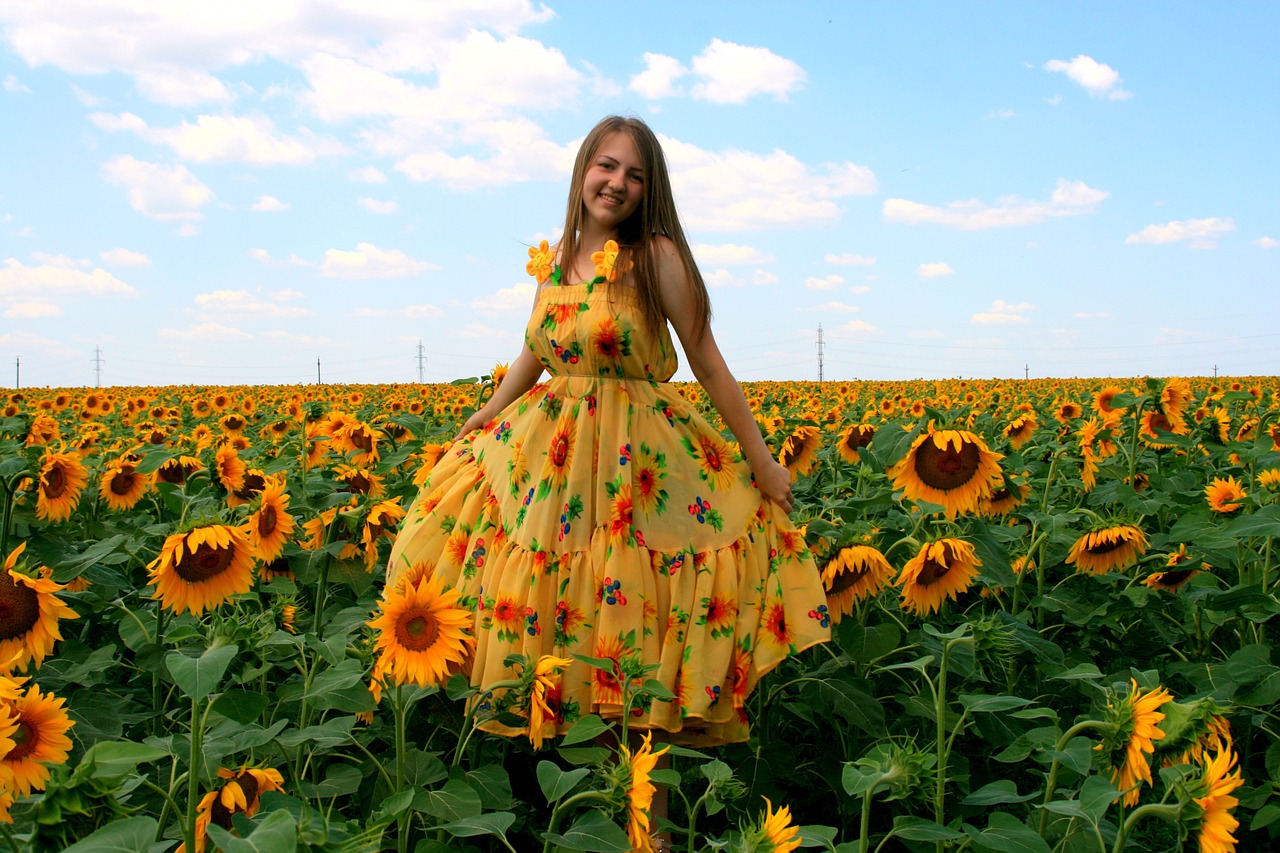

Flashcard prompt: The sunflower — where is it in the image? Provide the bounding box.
[821,544,894,622]
[1094,385,1127,416]
[1055,401,1083,423]
[155,455,204,486]
[244,479,295,563]
[35,450,89,522]
[1101,678,1171,806]
[491,362,510,388]
[1142,544,1203,593]
[1066,524,1148,575]
[1260,468,1280,490]
[368,572,475,688]
[215,445,246,493]
[0,543,79,672]
[1205,476,1246,513]
[413,443,451,487]
[23,414,60,447]
[335,464,385,497]
[181,765,287,853]
[617,733,670,853]
[361,499,406,571]
[888,429,1004,519]
[777,425,822,481]
[0,682,75,797]
[147,524,257,616]
[835,423,876,464]
[1002,412,1037,448]
[746,798,802,853]
[1192,748,1244,853]
[97,457,152,511]
[980,483,1028,517]
[1139,410,1185,448]
[897,538,982,616]
[527,654,572,750]
[1159,376,1192,430]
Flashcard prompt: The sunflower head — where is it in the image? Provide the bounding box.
[147,524,257,616]
[368,573,475,688]
[888,428,1004,519]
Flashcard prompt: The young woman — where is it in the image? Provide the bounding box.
[386,116,829,748]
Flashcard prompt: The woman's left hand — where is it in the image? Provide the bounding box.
[754,459,795,514]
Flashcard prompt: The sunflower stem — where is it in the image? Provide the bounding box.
[152,606,169,738]
[1110,802,1181,853]
[858,787,874,853]
[394,683,410,853]
[184,696,206,853]
[0,470,24,556]
[1037,719,1113,836]
[541,791,614,853]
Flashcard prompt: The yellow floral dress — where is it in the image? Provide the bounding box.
[387,260,829,744]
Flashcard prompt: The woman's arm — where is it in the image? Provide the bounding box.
[454,318,546,440]
[653,239,794,513]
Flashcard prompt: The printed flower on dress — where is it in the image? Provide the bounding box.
[683,431,737,491]
[526,240,554,284]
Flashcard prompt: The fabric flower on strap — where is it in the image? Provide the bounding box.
[526,240,554,284]
[591,239,633,282]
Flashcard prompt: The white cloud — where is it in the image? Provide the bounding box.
[358,197,399,214]
[3,74,31,94]
[972,299,1035,325]
[825,253,876,266]
[133,66,232,106]
[690,39,805,103]
[692,243,775,266]
[92,111,344,165]
[849,285,871,294]
[156,322,251,342]
[252,195,288,212]
[1074,311,1110,319]
[804,275,845,291]
[884,178,1108,229]
[807,301,861,313]
[4,302,61,318]
[471,282,535,313]
[751,270,778,286]
[664,136,877,230]
[250,248,311,267]
[1250,236,1277,249]
[629,52,687,99]
[0,257,139,299]
[1124,217,1235,248]
[101,155,214,221]
[918,263,954,279]
[830,319,878,336]
[703,269,740,288]
[1044,55,1131,100]
[192,289,310,317]
[349,166,388,184]
[99,247,151,267]
[260,330,331,346]
[357,305,442,319]
[319,243,439,279]
[269,288,305,301]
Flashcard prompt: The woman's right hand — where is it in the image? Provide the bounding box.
[754,458,795,515]
[453,412,488,442]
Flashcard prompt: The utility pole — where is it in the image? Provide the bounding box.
[92,346,104,387]
[1213,365,1218,379]
[416,340,427,383]
[816,324,825,382]
[1025,363,1029,380]
[316,357,321,384]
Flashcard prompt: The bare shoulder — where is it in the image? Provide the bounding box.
[651,235,691,293]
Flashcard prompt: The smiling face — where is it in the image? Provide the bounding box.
[580,130,646,234]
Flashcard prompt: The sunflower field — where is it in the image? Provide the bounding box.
[1,374,1278,853]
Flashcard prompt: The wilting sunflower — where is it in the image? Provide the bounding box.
[897,538,982,616]
[1066,524,1148,575]
[1002,413,1037,449]
[97,458,152,511]
[777,425,822,481]
[214,445,246,493]
[1159,376,1192,431]
[244,479,295,563]
[361,499,407,571]
[35,450,89,522]
[1205,476,1246,513]
[1139,410,1186,448]
[527,654,572,750]
[1142,544,1203,593]
[181,765,287,853]
[835,423,876,464]
[743,798,802,853]
[368,572,475,688]
[0,682,75,797]
[147,524,256,616]
[1100,678,1171,806]
[1190,748,1244,853]
[157,450,204,484]
[888,429,1004,519]
[821,544,894,622]
[980,482,1028,517]
[0,543,79,672]
[616,732,670,853]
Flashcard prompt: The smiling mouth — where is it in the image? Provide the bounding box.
[599,192,624,206]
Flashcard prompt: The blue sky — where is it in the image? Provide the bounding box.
[1,0,1277,388]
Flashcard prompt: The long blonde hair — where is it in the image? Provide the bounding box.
[559,116,711,341]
